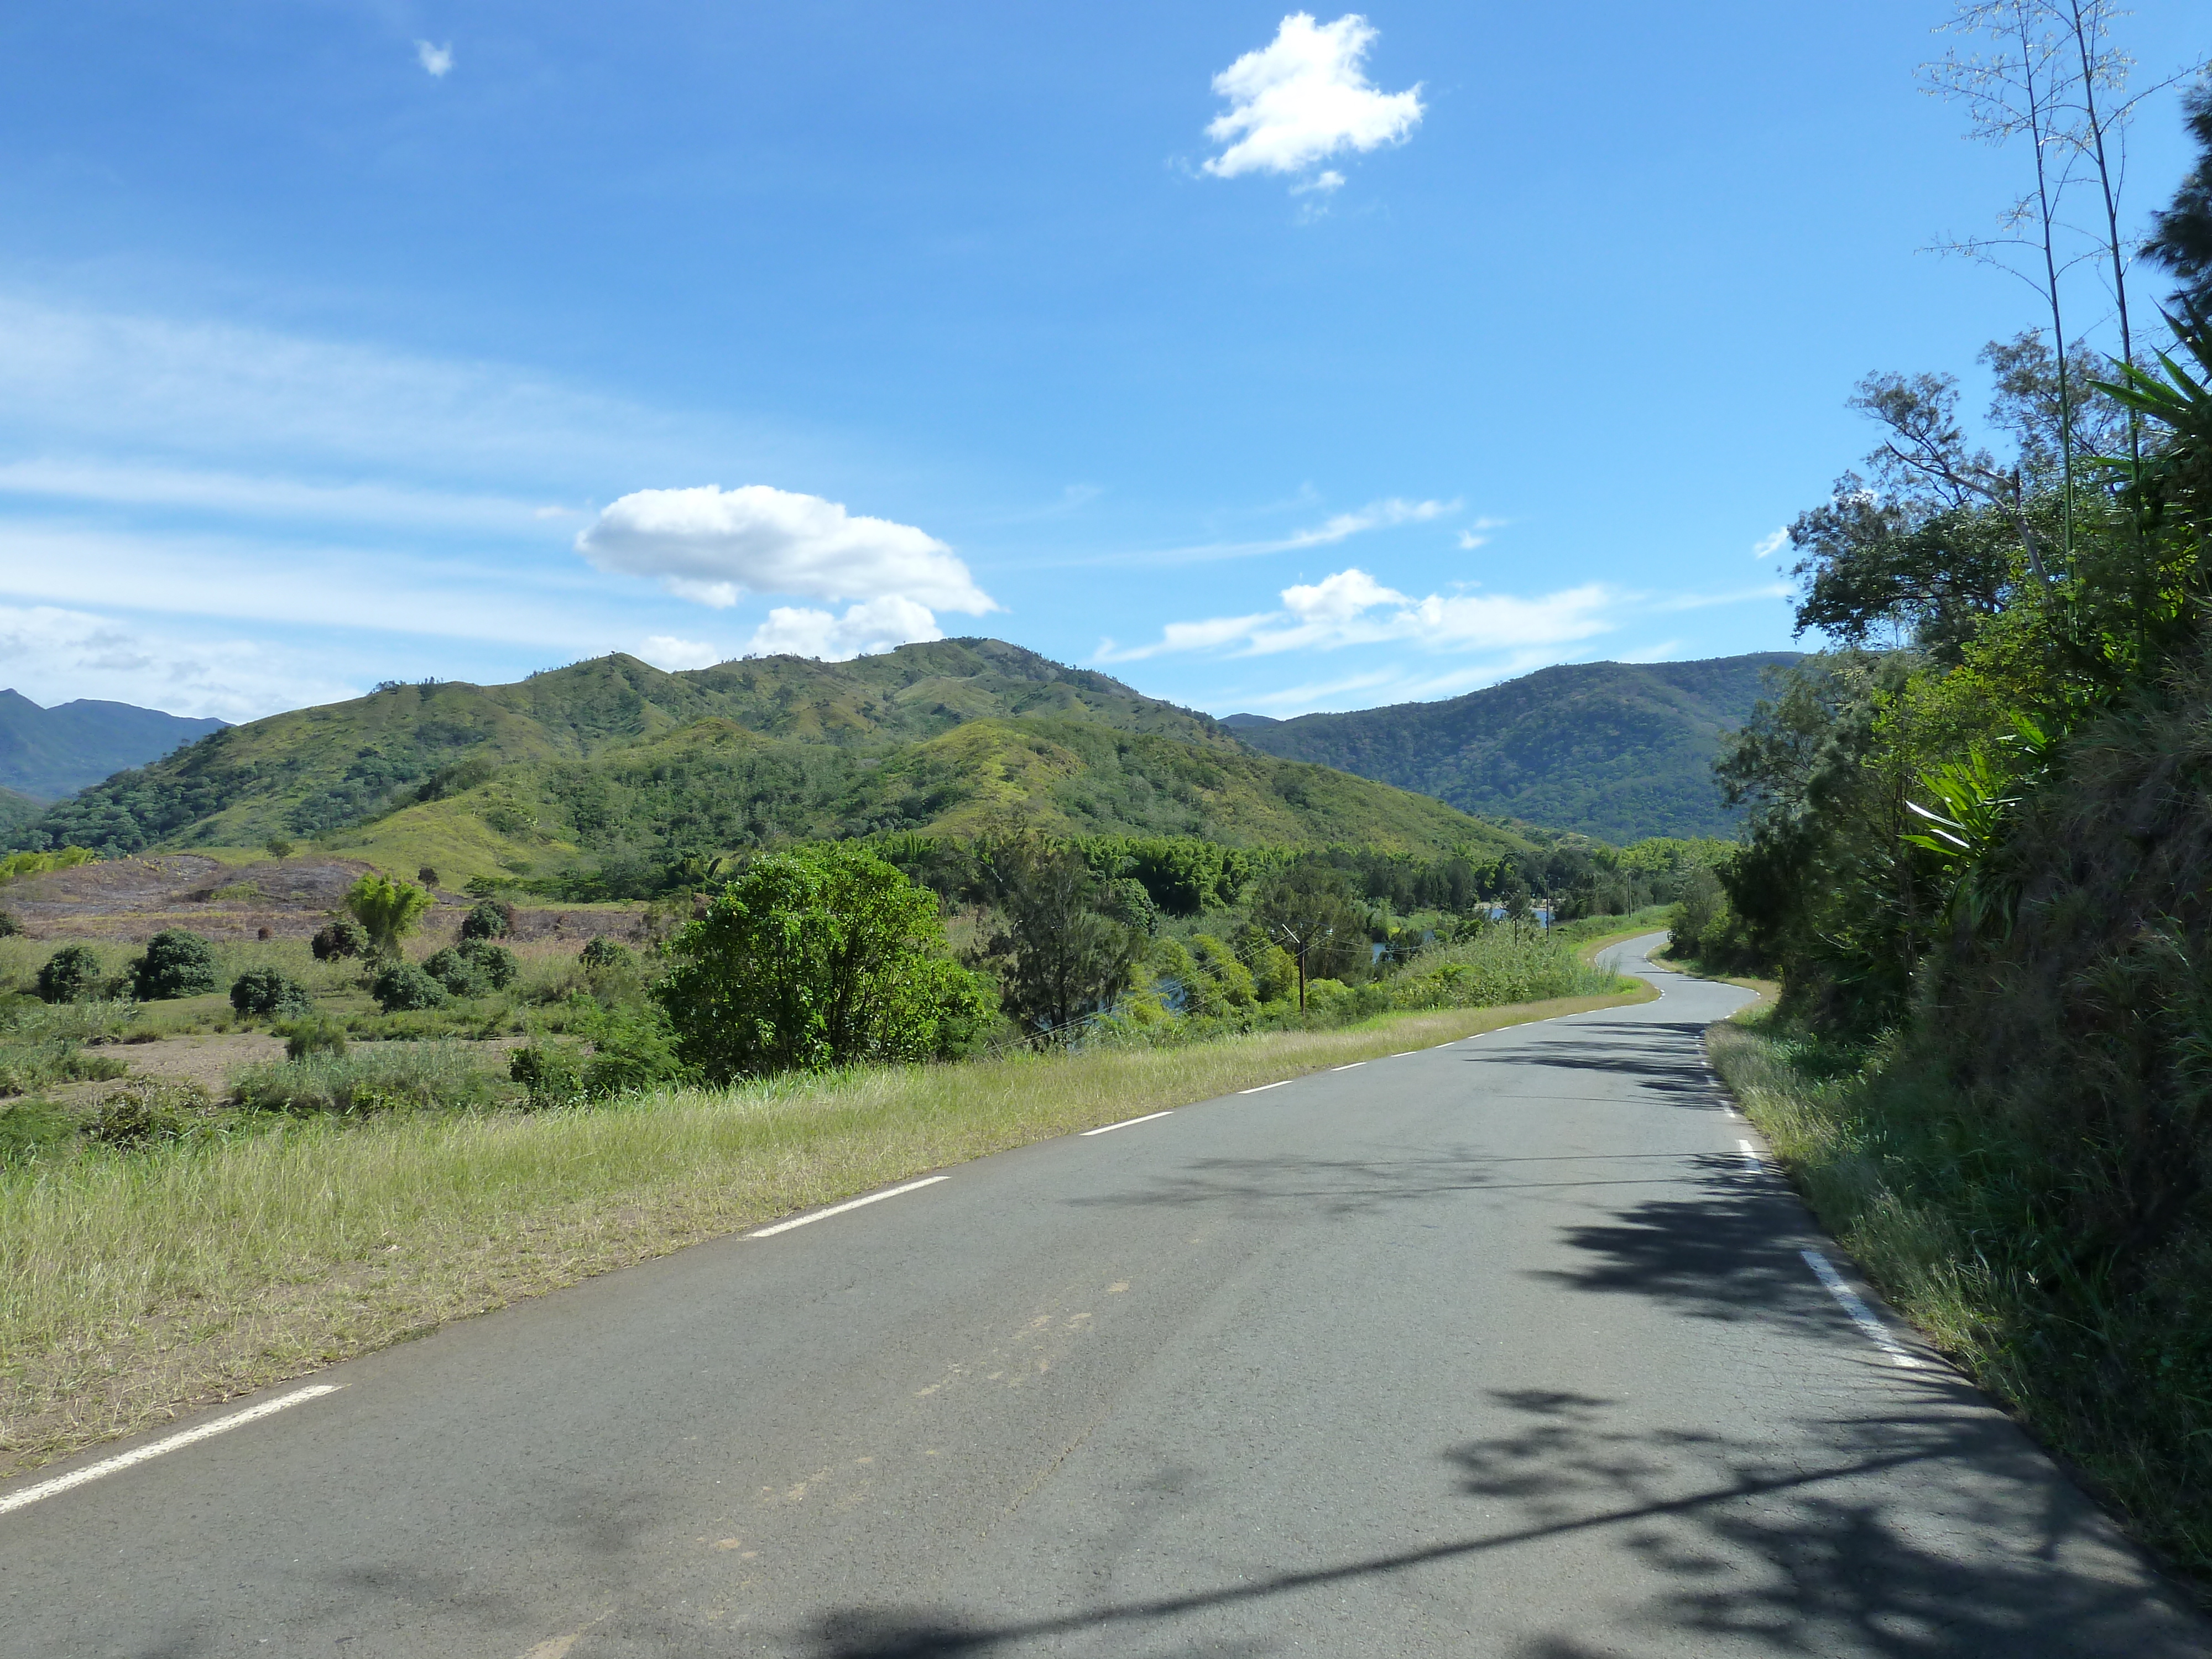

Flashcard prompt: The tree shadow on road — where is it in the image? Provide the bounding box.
[781,1382,2196,1658]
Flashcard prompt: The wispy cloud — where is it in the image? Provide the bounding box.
[0,604,362,722]
[1203,13,1423,192]
[637,636,725,672]
[1095,565,1619,664]
[416,41,454,78]
[0,457,568,535]
[1752,527,1788,560]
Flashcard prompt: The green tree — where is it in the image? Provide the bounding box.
[345,873,433,956]
[972,833,1141,1039]
[2146,82,2212,311]
[1247,865,1365,1013]
[656,843,994,1081]
[132,930,220,1000]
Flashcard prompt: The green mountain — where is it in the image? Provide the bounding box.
[1223,653,1802,842]
[0,689,226,800]
[11,640,1528,886]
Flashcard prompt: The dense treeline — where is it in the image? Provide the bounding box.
[1677,67,2212,1574]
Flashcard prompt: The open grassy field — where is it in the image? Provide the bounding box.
[0,980,1648,1481]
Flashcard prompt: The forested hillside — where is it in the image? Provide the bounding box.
[5,640,1527,890]
[1224,654,1798,840]
[0,689,225,801]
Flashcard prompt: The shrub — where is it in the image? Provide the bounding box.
[457,938,519,989]
[418,866,441,886]
[311,919,369,961]
[371,962,448,1012]
[264,836,295,858]
[577,1003,691,1097]
[0,907,19,938]
[656,844,998,1081]
[421,947,489,998]
[132,930,221,1000]
[460,900,513,941]
[282,1014,349,1061]
[229,967,312,1018]
[232,1041,499,1114]
[578,936,632,972]
[86,1080,211,1148]
[510,1043,585,1109]
[35,944,106,1004]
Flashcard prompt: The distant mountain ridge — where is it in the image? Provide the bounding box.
[1223,653,1803,842]
[0,690,227,801]
[9,640,1531,888]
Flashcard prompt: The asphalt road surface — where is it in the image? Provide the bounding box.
[6,936,2206,1657]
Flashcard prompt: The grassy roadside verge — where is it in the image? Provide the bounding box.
[1706,1012,2212,1588]
[2,980,1651,1481]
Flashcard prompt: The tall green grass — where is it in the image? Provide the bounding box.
[0,985,1644,1477]
[1710,1013,2212,1585]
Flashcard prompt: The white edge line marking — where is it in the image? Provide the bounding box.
[1331,1062,1366,1072]
[1390,1051,1416,1058]
[749,1175,949,1238]
[1738,1137,1763,1172]
[0,1385,343,1517]
[1801,1248,1922,1369]
[1240,1080,1290,1094]
[1081,1109,1174,1137]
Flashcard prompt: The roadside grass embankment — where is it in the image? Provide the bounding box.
[1707,1011,2212,1588]
[2,977,1650,1483]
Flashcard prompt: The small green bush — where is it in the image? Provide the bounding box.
[311,919,369,961]
[85,1080,211,1149]
[510,1043,585,1109]
[421,947,489,998]
[418,866,441,887]
[264,836,295,858]
[229,966,313,1018]
[132,930,221,1000]
[457,938,519,989]
[0,907,20,938]
[281,1014,349,1061]
[460,900,513,941]
[371,962,448,1012]
[35,944,106,1003]
[578,936,633,972]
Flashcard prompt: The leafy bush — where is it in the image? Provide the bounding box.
[232,1040,502,1114]
[86,1080,212,1149]
[578,936,632,973]
[510,1042,584,1109]
[229,966,312,1018]
[1385,927,1613,1013]
[421,947,489,998]
[460,900,513,940]
[657,843,997,1080]
[264,836,294,858]
[35,944,107,1003]
[418,866,440,886]
[311,919,369,961]
[282,1014,349,1061]
[371,962,447,1012]
[457,938,519,989]
[0,907,19,937]
[131,930,221,1000]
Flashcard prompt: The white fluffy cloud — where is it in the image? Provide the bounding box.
[416,41,454,77]
[577,484,995,617]
[1095,566,1618,663]
[638,635,726,672]
[743,596,943,663]
[1204,14,1423,187]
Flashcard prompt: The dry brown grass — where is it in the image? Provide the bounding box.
[1,983,1648,1479]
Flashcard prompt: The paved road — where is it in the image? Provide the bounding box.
[5,937,2205,1656]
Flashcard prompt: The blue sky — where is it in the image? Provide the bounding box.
[0,3,2204,723]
